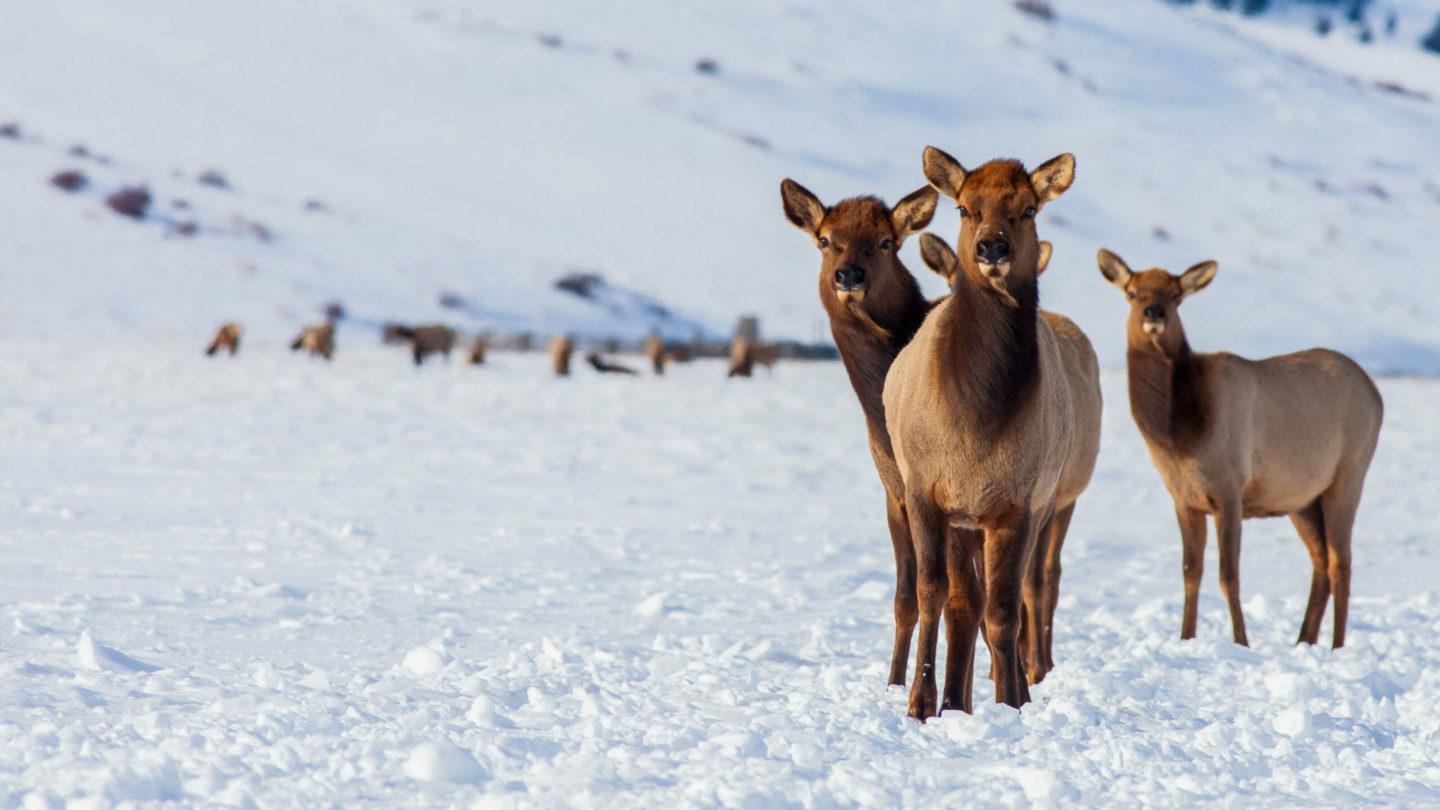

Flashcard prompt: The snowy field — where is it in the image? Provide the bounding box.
[2,340,1438,808]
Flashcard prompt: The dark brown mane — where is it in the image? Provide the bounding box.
[825,264,930,436]
[936,265,1040,434]
[1127,339,1209,453]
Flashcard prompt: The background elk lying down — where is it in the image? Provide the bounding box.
[919,235,1101,685]
[885,148,1080,716]
[290,321,334,361]
[780,178,938,688]
[205,322,242,357]
[586,352,638,375]
[1098,249,1383,649]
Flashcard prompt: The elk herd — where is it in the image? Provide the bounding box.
[781,146,1383,721]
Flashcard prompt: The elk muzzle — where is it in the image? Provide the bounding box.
[1141,305,1166,335]
[833,265,867,303]
[976,239,1011,278]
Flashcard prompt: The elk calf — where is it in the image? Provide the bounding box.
[290,321,335,361]
[919,235,1100,684]
[548,335,574,376]
[885,149,1079,715]
[205,322,242,357]
[1098,250,1382,648]
[780,178,938,688]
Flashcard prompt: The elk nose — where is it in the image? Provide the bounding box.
[976,240,1009,264]
[1143,306,1165,320]
[834,266,866,289]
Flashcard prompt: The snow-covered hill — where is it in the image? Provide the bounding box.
[2,0,1439,367]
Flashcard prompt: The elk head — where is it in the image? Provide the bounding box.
[780,179,937,333]
[922,148,1074,306]
[1097,248,1216,354]
[919,233,1052,288]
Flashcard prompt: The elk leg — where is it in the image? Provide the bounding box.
[1041,502,1076,677]
[984,511,1033,708]
[1021,506,1054,685]
[1214,502,1248,647]
[1289,499,1329,646]
[1176,506,1208,640]
[906,494,947,722]
[1321,486,1361,649]
[974,541,995,685]
[885,493,917,687]
[941,526,983,713]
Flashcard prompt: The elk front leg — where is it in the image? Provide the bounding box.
[983,511,1034,708]
[1289,499,1329,646]
[1214,501,1248,647]
[1021,505,1054,685]
[885,493,918,686]
[1040,502,1076,678]
[906,494,947,721]
[941,526,983,713]
[1176,505,1208,640]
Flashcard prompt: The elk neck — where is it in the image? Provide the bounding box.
[825,262,930,436]
[932,258,1041,433]
[1125,318,1209,454]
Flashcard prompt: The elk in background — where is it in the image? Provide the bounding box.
[727,337,755,377]
[205,322,243,357]
[1097,249,1383,649]
[586,352,638,375]
[644,333,666,375]
[290,320,335,361]
[884,148,1078,716]
[467,334,489,365]
[549,335,574,376]
[919,234,1100,684]
[779,178,937,687]
[393,324,455,366]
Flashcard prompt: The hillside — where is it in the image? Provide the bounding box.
[1,0,1438,367]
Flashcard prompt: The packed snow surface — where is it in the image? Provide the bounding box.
[2,341,1438,807]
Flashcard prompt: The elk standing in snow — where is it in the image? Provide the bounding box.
[644,333,666,375]
[1097,249,1382,649]
[205,322,243,357]
[884,149,1079,715]
[779,178,938,687]
[467,334,489,365]
[919,234,1100,684]
[549,335,574,376]
[290,321,335,361]
[393,324,455,366]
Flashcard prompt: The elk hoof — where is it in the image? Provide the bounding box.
[907,691,938,722]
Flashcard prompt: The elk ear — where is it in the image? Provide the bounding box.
[1178,260,1217,299]
[1037,241,1053,276]
[1097,248,1132,290]
[780,179,825,235]
[1030,153,1076,206]
[918,233,957,280]
[922,146,968,200]
[890,186,937,242]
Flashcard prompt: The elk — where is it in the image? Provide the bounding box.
[548,335,574,376]
[586,352,638,375]
[205,322,242,357]
[919,235,1101,684]
[883,148,1078,716]
[392,324,455,366]
[1097,249,1382,649]
[467,334,489,365]
[753,342,780,374]
[644,333,666,374]
[779,178,937,687]
[290,321,335,361]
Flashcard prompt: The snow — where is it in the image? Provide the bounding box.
[2,342,1439,807]
[3,0,1440,806]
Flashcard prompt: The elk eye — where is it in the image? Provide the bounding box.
[879,239,892,250]
[818,236,829,248]
[1127,291,1136,300]
[957,205,969,218]
[1021,207,1036,219]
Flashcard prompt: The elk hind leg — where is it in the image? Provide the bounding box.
[885,494,917,687]
[1176,506,1208,640]
[984,511,1034,708]
[1289,499,1329,646]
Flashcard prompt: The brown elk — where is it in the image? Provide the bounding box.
[205,322,242,357]
[919,235,1101,684]
[779,178,937,687]
[290,321,335,361]
[884,148,1078,716]
[644,334,666,374]
[727,337,754,377]
[393,324,455,366]
[548,335,574,376]
[467,334,489,365]
[1097,249,1383,649]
